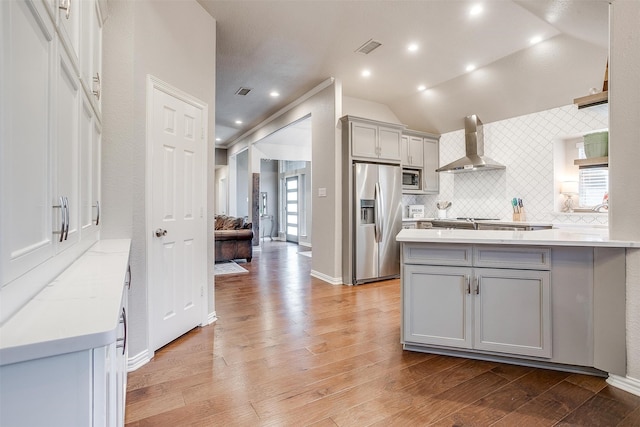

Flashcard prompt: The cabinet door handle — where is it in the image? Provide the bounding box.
[92,73,101,100]
[59,0,71,19]
[63,196,70,240]
[93,200,100,225]
[116,307,127,355]
[475,277,480,295]
[53,196,65,242]
[125,265,131,290]
[465,275,471,294]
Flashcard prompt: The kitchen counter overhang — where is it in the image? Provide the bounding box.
[397,227,640,248]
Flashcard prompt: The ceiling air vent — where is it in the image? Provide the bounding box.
[355,39,382,55]
[235,87,252,96]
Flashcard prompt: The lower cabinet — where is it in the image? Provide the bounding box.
[403,253,551,358]
[1,342,126,427]
[0,289,128,427]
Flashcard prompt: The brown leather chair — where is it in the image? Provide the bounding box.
[214,215,253,262]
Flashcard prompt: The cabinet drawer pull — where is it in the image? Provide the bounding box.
[92,73,101,100]
[93,200,100,225]
[465,275,471,294]
[125,265,131,289]
[63,196,70,240]
[53,197,65,242]
[475,277,480,295]
[59,0,71,19]
[116,307,127,355]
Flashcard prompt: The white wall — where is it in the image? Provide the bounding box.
[404,104,609,225]
[227,79,342,282]
[609,0,640,389]
[102,0,216,359]
[342,96,402,124]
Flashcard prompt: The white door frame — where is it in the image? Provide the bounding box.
[145,75,209,356]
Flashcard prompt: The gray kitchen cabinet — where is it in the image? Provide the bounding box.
[422,135,439,194]
[404,264,473,349]
[473,268,551,357]
[401,130,440,195]
[348,117,402,162]
[401,135,424,167]
[402,244,552,359]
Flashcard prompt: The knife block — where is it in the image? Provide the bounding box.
[513,210,526,222]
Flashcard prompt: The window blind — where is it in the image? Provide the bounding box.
[579,166,608,207]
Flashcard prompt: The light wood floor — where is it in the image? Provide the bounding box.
[125,241,640,426]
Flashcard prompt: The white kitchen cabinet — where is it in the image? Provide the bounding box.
[80,0,103,113]
[1,0,103,300]
[80,94,102,241]
[1,0,57,285]
[57,0,81,65]
[56,40,81,250]
[402,244,552,359]
[401,135,424,167]
[349,118,402,162]
[0,240,131,427]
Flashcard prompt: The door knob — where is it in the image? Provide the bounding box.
[155,228,167,237]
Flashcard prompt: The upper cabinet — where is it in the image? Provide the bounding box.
[80,0,103,113]
[347,117,403,163]
[401,135,424,168]
[1,0,105,309]
[1,0,57,285]
[402,130,440,195]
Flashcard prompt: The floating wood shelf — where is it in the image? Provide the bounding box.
[574,91,608,109]
[574,156,608,167]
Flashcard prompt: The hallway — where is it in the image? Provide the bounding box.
[125,242,640,426]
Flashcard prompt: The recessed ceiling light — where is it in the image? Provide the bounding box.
[469,4,483,16]
[361,69,371,78]
[530,35,543,45]
[417,85,427,91]
[269,91,280,97]
[407,43,419,52]
[215,138,221,142]
[235,120,243,125]
[465,64,476,72]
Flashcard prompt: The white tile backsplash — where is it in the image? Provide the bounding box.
[404,104,609,225]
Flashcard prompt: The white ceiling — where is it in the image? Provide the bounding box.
[198,0,609,147]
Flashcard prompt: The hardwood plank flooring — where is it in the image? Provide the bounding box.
[126,241,640,426]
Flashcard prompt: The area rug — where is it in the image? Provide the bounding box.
[214,261,249,276]
[298,251,312,258]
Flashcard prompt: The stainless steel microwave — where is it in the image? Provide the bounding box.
[402,168,422,191]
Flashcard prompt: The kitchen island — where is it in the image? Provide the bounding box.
[396,228,638,378]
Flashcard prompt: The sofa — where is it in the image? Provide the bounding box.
[214,215,253,263]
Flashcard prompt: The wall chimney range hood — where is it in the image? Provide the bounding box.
[436,115,506,173]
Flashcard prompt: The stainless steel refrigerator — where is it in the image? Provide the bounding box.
[353,162,403,284]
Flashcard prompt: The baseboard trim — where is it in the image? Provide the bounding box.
[207,311,218,325]
[310,270,343,285]
[607,374,640,397]
[298,241,312,248]
[128,349,151,372]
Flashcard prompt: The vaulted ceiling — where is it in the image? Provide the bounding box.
[198,0,609,147]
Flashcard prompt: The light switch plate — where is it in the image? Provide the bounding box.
[318,187,327,197]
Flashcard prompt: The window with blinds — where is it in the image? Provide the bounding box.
[579,166,608,207]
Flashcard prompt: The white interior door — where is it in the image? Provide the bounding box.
[148,81,206,352]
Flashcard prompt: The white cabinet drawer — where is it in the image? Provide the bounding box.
[403,243,472,266]
[473,246,550,270]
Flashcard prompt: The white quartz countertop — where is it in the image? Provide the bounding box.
[0,239,131,366]
[396,228,640,248]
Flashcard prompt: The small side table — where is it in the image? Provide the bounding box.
[260,215,274,242]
